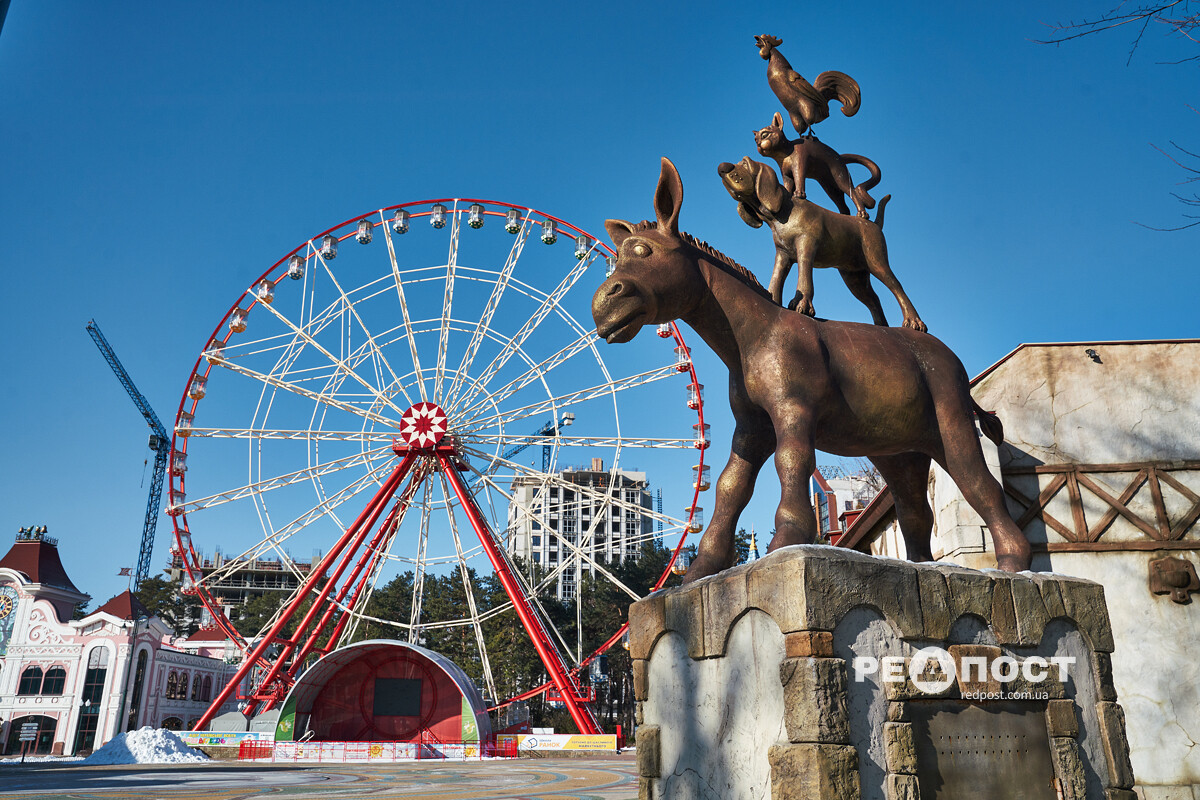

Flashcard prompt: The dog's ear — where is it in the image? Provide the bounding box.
[754,161,786,216]
[605,219,635,248]
[736,202,763,229]
[772,111,783,130]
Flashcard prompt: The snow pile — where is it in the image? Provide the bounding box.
[82,727,209,765]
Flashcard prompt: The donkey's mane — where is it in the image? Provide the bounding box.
[631,221,768,296]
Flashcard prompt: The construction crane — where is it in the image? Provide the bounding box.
[85,320,170,589]
[476,413,574,479]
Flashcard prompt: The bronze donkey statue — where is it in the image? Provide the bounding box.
[591,159,1032,580]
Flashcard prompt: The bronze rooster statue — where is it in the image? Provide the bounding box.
[755,35,861,135]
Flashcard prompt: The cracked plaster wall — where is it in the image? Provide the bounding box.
[644,610,786,800]
[926,342,1200,790]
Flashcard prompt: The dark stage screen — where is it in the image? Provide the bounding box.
[373,677,422,717]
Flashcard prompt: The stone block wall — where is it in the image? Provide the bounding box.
[632,545,1134,800]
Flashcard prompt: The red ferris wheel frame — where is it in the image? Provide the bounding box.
[169,200,708,735]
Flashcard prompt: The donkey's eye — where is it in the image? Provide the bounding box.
[632,243,650,257]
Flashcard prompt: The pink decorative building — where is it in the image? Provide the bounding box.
[0,527,239,756]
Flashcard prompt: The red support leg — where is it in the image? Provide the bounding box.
[244,456,417,715]
[435,450,602,735]
[193,455,415,731]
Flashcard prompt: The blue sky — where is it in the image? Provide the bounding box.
[1,1,1196,607]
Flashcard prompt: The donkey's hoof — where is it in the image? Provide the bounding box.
[996,552,1032,573]
[683,553,729,583]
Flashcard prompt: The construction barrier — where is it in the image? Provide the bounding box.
[248,738,518,762]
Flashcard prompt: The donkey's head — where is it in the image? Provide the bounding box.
[592,159,709,343]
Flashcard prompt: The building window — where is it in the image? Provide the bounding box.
[166,671,179,699]
[126,650,148,731]
[41,666,66,695]
[177,672,189,699]
[17,666,43,695]
[533,553,541,563]
[532,535,540,546]
[75,647,110,754]
[161,717,184,731]
[201,675,212,703]
[5,715,56,756]
[191,675,202,701]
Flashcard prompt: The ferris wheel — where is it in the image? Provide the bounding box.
[167,199,709,734]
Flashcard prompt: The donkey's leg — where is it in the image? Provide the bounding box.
[685,416,775,583]
[931,392,1032,572]
[838,270,889,327]
[769,419,818,550]
[870,453,934,561]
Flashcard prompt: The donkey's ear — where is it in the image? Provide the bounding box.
[654,157,683,235]
[736,202,764,229]
[772,111,783,129]
[755,161,786,216]
[605,219,635,248]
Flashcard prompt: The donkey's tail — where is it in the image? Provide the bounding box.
[873,194,891,229]
[842,153,881,210]
[972,400,1004,447]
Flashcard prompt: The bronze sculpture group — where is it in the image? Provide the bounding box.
[591,36,1033,580]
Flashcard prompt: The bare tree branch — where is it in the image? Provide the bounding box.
[1037,3,1200,230]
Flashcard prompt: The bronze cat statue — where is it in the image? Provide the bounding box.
[756,112,881,219]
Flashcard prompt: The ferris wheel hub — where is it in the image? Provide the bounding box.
[397,402,449,449]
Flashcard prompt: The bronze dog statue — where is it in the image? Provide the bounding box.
[718,156,926,332]
[592,158,1032,579]
[755,111,881,218]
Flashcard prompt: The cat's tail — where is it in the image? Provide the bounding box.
[843,153,881,211]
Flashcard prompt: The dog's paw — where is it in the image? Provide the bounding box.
[903,317,928,333]
[790,296,816,316]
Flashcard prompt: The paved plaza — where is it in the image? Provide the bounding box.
[0,755,638,800]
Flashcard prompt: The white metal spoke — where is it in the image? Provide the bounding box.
[435,471,498,702]
[460,445,687,529]
[178,445,393,514]
[186,427,394,443]
[251,289,409,421]
[196,457,398,583]
[466,434,694,450]
[313,244,415,409]
[433,205,460,402]
[450,331,597,423]
[468,468,644,603]
[444,217,532,408]
[451,250,600,414]
[408,479,434,643]
[458,365,679,434]
[381,211,428,402]
[211,355,398,430]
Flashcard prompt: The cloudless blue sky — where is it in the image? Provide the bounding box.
[1,1,1196,607]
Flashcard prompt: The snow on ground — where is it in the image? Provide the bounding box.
[0,755,84,765]
[81,727,209,765]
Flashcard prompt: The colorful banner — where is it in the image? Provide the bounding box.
[271,741,483,762]
[182,731,272,747]
[497,733,617,751]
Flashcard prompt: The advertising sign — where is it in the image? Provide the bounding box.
[496,733,617,751]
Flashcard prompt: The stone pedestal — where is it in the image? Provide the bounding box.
[631,545,1134,800]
